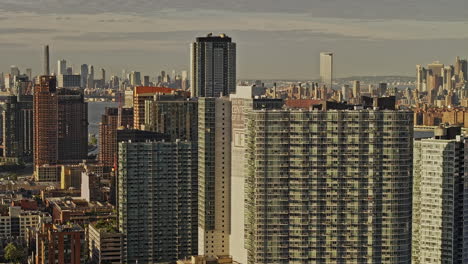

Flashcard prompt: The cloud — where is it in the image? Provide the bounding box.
[0,28,57,34]
[0,0,468,21]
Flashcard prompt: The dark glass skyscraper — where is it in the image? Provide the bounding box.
[190,33,236,97]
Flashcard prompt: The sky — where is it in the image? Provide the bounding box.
[0,0,467,80]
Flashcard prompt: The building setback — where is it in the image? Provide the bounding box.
[118,140,198,263]
[412,126,466,264]
[244,107,414,264]
[198,97,231,256]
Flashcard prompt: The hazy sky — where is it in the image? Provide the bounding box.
[0,0,467,79]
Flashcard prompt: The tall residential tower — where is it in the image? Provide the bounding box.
[245,100,413,264]
[412,126,466,264]
[198,97,231,257]
[190,33,236,97]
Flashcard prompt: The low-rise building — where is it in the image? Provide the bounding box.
[0,206,51,238]
[88,220,123,264]
[47,197,114,224]
[35,223,85,264]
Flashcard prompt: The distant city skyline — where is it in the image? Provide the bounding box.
[0,0,467,79]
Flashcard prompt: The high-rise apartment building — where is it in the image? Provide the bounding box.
[1,95,33,162]
[412,126,466,264]
[190,33,236,97]
[99,107,134,168]
[230,89,284,264]
[244,101,413,264]
[34,76,58,167]
[320,52,333,89]
[118,140,198,263]
[57,89,88,164]
[145,94,198,141]
[198,97,231,257]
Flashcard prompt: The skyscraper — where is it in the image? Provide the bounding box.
[26,68,32,80]
[143,75,150,87]
[352,80,360,100]
[412,126,466,264]
[10,65,20,77]
[455,56,467,81]
[129,71,141,86]
[181,70,189,91]
[378,82,388,97]
[57,89,88,164]
[101,68,106,83]
[34,76,58,167]
[80,64,88,88]
[320,52,333,89]
[427,61,444,94]
[198,97,231,257]
[43,45,50,75]
[88,65,94,89]
[244,101,413,264]
[443,65,454,90]
[57,59,67,76]
[416,65,426,92]
[118,140,198,263]
[190,33,236,97]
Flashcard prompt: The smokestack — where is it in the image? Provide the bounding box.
[43,45,50,75]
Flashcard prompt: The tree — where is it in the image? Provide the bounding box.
[89,134,98,146]
[4,243,25,264]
